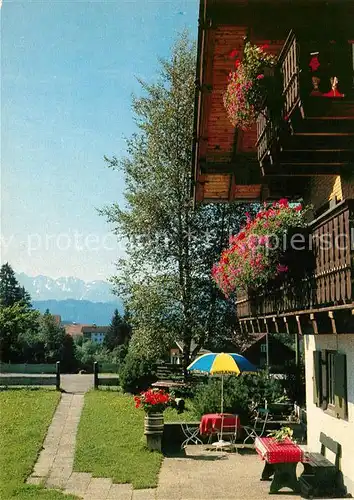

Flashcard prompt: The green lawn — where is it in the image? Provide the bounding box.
[0,390,77,500]
[74,391,198,489]
[74,392,163,488]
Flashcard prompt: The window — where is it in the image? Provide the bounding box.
[313,350,348,420]
[326,351,336,407]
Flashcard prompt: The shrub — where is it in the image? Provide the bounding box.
[193,377,249,421]
[193,372,283,422]
[119,351,157,394]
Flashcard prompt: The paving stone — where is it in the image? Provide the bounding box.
[46,474,68,489]
[84,477,112,499]
[65,472,92,497]
[106,483,133,500]
[26,476,44,486]
[132,488,156,500]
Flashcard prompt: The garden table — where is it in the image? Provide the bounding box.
[199,413,240,436]
[255,437,304,494]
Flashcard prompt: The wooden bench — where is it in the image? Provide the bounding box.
[299,432,348,498]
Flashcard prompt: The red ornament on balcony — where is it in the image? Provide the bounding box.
[309,55,320,72]
[323,76,344,98]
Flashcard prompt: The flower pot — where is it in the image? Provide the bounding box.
[144,412,164,452]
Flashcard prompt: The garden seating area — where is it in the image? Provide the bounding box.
[3,378,349,499]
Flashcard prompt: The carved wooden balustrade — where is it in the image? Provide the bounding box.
[256,31,354,177]
[236,199,354,322]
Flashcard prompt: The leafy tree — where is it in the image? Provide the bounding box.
[101,33,255,374]
[0,263,31,308]
[39,310,76,371]
[104,309,131,351]
[0,302,40,362]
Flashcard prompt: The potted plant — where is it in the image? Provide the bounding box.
[212,199,311,296]
[223,42,277,130]
[134,388,172,451]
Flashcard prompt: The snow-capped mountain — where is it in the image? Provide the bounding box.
[16,272,118,303]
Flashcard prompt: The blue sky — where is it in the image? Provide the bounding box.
[1,0,198,281]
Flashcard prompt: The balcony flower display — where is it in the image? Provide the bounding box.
[134,388,172,414]
[223,42,277,130]
[212,199,309,296]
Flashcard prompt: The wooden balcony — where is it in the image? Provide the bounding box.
[236,199,354,334]
[257,31,354,177]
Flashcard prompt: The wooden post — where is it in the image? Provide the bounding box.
[56,361,60,391]
[94,361,99,389]
[310,313,318,334]
[264,319,270,370]
[328,311,337,334]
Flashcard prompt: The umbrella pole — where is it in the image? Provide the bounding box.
[221,374,224,414]
[220,374,224,442]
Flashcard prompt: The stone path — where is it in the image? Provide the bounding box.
[27,388,154,499]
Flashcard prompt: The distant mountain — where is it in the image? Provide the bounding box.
[33,299,123,325]
[16,272,118,303]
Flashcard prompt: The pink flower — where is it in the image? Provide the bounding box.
[278,198,289,208]
[277,264,289,273]
[257,74,264,80]
[295,204,302,212]
[229,49,239,59]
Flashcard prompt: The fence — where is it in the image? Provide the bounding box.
[156,363,184,381]
[0,362,61,390]
[0,362,58,374]
[93,362,119,389]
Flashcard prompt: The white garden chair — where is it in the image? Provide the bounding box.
[243,408,270,444]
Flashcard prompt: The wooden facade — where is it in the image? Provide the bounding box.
[193,0,354,334]
[192,0,354,203]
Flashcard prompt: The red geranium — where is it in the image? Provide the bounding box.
[223,42,277,130]
[212,200,309,295]
[134,388,172,413]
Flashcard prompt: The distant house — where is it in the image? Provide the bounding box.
[64,323,109,344]
[241,333,295,371]
[64,324,89,338]
[170,340,210,364]
[81,325,109,344]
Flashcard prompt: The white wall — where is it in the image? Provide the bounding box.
[304,334,354,496]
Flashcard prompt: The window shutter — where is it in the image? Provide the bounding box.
[313,351,322,407]
[334,353,348,420]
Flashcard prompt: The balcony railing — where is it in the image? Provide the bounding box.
[256,31,354,176]
[236,199,354,320]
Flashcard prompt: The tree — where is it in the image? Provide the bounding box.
[39,310,77,371]
[104,309,131,351]
[0,263,31,308]
[101,33,255,374]
[0,302,40,362]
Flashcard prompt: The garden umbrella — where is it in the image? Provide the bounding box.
[187,352,257,413]
[187,352,258,446]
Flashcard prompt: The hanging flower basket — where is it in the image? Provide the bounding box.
[223,42,277,130]
[212,199,311,296]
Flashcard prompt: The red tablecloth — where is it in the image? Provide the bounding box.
[255,437,304,464]
[199,413,240,435]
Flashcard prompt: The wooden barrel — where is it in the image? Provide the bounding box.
[144,412,164,435]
